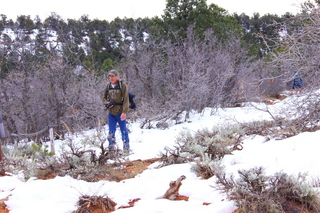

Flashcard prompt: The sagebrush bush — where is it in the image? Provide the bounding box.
[3,142,57,180]
[177,126,242,160]
[215,167,320,213]
[158,117,314,179]
[191,154,224,179]
[238,119,300,140]
[2,131,128,181]
[158,125,243,175]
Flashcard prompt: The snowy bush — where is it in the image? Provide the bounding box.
[177,126,242,160]
[215,167,320,212]
[2,130,129,181]
[238,118,304,140]
[290,93,320,131]
[2,143,58,180]
[158,125,243,176]
[75,195,117,213]
[159,115,318,179]
[250,91,320,138]
[239,120,276,136]
[191,154,224,179]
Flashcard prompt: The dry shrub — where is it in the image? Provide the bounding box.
[239,120,276,136]
[215,167,320,213]
[158,145,192,168]
[75,195,117,213]
[193,161,216,179]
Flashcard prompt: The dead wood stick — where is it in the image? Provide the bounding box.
[162,175,186,200]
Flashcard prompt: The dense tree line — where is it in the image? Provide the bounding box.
[0,0,316,142]
[0,0,289,76]
[263,1,320,89]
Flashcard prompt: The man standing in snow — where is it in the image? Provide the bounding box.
[292,72,304,93]
[103,70,130,152]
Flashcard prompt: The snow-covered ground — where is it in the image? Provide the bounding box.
[1,93,320,213]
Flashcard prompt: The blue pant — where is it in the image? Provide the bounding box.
[108,113,130,150]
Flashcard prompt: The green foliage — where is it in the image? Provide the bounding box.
[101,58,114,72]
[62,44,86,66]
[31,143,54,157]
[234,12,286,59]
[83,60,93,70]
[154,0,242,41]
[16,15,35,33]
[0,2,290,74]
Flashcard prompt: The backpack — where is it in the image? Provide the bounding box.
[106,81,136,110]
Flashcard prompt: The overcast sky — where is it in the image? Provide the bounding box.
[0,0,305,21]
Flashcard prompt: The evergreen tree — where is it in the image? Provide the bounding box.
[156,0,241,40]
[234,12,287,58]
[16,15,35,34]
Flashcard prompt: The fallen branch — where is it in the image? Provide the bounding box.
[11,127,48,138]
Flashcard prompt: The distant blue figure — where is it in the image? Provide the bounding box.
[292,72,304,92]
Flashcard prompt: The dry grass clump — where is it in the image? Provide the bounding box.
[75,195,117,213]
